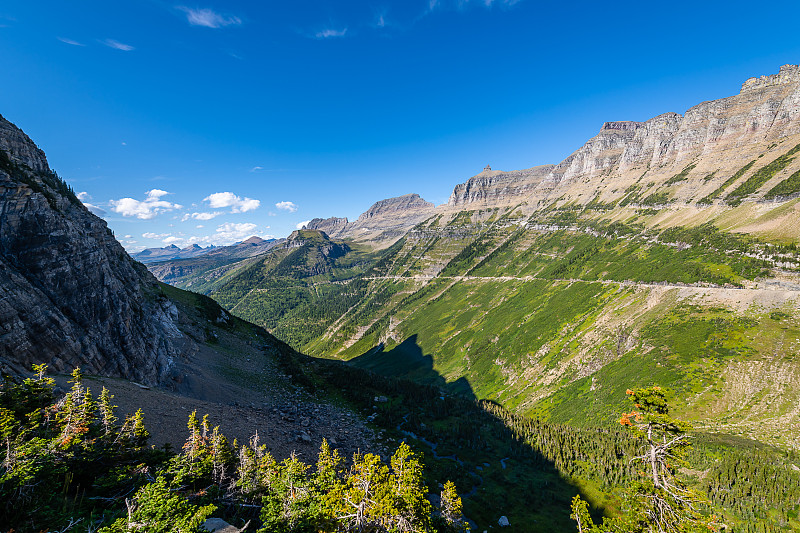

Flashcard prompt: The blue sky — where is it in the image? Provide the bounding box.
[2,0,800,250]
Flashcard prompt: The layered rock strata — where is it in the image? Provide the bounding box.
[0,115,188,384]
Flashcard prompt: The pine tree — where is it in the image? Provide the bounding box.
[439,481,469,532]
[389,442,432,532]
[98,387,117,441]
[315,438,343,492]
[571,386,718,533]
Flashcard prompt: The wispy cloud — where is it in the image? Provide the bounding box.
[296,220,311,230]
[110,189,181,219]
[315,28,347,39]
[276,201,298,213]
[58,37,85,46]
[425,0,522,14]
[102,39,135,51]
[177,6,242,28]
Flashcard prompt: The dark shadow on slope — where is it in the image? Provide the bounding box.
[347,335,476,399]
[301,344,610,531]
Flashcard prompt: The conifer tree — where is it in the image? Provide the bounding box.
[389,442,432,532]
[571,386,717,533]
[98,387,117,441]
[439,481,468,532]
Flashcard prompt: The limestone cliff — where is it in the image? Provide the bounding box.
[354,193,434,221]
[305,217,349,238]
[447,165,554,207]
[0,114,189,384]
[536,64,800,205]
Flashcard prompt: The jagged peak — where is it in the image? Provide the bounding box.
[601,121,645,132]
[0,114,50,173]
[741,63,800,93]
[356,193,434,222]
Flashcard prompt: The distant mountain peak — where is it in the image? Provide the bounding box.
[240,236,266,245]
[288,229,330,243]
[356,193,434,222]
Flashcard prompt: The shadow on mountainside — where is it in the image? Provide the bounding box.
[338,335,609,530]
[347,335,476,399]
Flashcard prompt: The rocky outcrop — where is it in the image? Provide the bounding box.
[355,193,433,221]
[307,194,436,246]
[0,115,189,385]
[447,165,554,207]
[343,194,436,242]
[305,217,349,238]
[741,64,800,93]
[540,121,647,190]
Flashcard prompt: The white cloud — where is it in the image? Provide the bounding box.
[181,211,222,222]
[315,28,347,39]
[296,220,311,230]
[204,222,272,245]
[178,7,242,28]
[250,166,264,172]
[142,232,170,239]
[85,204,106,215]
[58,37,85,46]
[275,201,298,213]
[76,191,105,215]
[102,39,134,51]
[163,236,184,244]
[124,235,133,239]
[110,189,181,219]
[204,191,260,213]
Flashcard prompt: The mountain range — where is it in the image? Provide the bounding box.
[132,243,216,264]
[3,64,800,531]
[150,64,800,451]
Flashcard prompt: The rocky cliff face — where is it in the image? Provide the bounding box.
[302,195,435,247]
[437,65,800,212]
[305,217,349,238]
[538,64,800,199]
[0,115,189,384]
[355,193,433,221]
[447,165,554,207]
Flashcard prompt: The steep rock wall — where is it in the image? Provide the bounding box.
[0,115,188,384]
